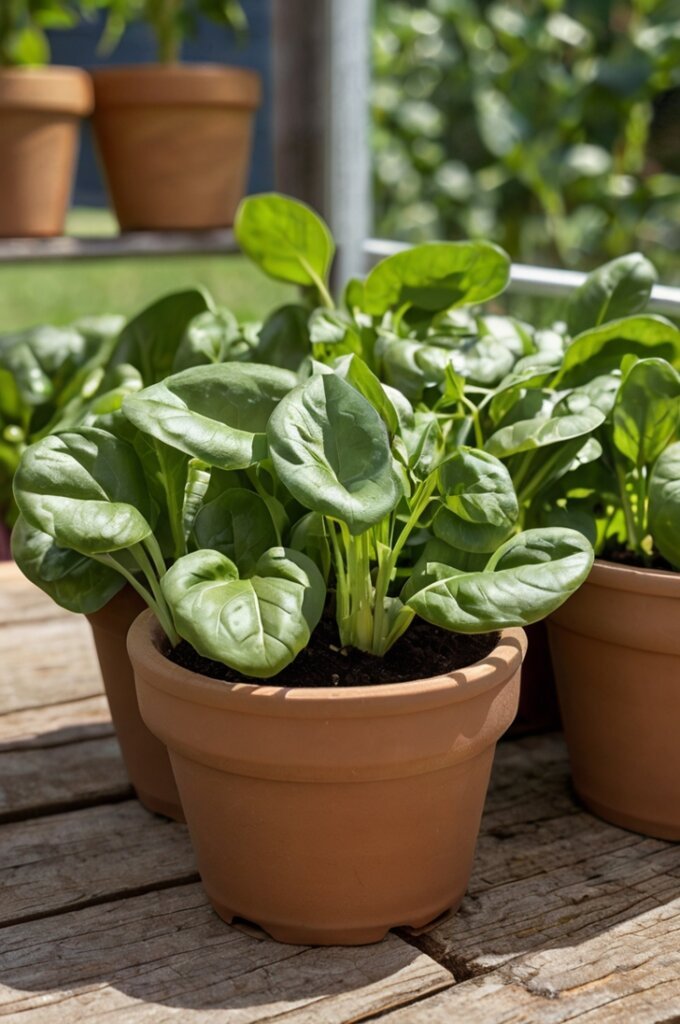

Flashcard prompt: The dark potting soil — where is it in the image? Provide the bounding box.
[601,544,674,573]
[166,614,499,688]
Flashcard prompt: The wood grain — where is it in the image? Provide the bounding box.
[0,562,66,626]
[381,899,680,1022]
[0,801,196,926]
[0,884,453,1022]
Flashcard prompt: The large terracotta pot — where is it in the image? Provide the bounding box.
[129,610,525,945]
[0,67,93,237]
[87,588,183,821]
[548,559,680,840]
[91,65,261,231]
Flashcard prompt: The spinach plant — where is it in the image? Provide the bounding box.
[0,0,84,65]
[13,355,594,678]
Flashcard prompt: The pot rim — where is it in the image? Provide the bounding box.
[591,557,680,598]
[128,609,526,718]
[91,63,261,109]
[0,66,93,115]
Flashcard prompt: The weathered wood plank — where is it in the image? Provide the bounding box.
[0,801,196,926]
[0,562,67,626]
[0,884,453,1022]
[381,900,680,1022]
[0,694,113,748]
[410,734,680,980]
[0,616,102,714]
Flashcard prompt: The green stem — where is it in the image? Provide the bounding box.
[300,259,334,310]
[616,461,640,554]
[130,543,179,645]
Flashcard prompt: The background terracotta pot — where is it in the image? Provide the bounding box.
[548,559,680,840]
[91,65,261,231]
[87,588,183,821]
[0,67,93,237]
[129,611,525,945]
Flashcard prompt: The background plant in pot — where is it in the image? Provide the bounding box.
[89,0,260,230]
[526,259,680,840]
[12,281,593,942]
[0,1,93,237]
[6,284,251,819]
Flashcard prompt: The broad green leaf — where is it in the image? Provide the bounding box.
[401,539,487,602]
[235,193,335,292]
[332,353,399,434]
[363,241,511,316]
[434,448,518,552]
[172,308,254,370]
[309,309,362,359]
[267,372,402,535]
[290,511,332,581]
[555,316,680,387]
[108,289,211,386]
[13,428,154,555]
[162,547,326,678]
[613,359,680,468]
[648,442,680,569]
[192,488,278,574]
[566,253,658,336]
[485,404,605,458]
[407,527,594,632]
[123,363,297,470]
[254,305,311,370]
[11,515,125,614]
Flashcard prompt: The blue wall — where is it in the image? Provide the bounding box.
[48,0,273,208]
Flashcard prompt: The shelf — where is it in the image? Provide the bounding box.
[0,229,238,264]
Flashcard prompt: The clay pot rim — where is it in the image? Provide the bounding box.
[0,66,93,115]
[91,63,261,109]
[591,557,680,598]
[128,609,526,718]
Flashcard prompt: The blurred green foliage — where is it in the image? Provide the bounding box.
[373,0,680,280]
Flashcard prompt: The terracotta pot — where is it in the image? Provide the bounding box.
[0,67,93,237]
[87,588,183,821]
[129,610,525,945]
[548,559,680,840]
[505,621,561,737]
[91,65,261,231]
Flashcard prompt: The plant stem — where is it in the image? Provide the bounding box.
[615,461,640,554]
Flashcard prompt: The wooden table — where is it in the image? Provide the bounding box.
[1,560,679,1023]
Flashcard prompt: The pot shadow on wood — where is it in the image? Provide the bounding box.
[0,882,453,1018]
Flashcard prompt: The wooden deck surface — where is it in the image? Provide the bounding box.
[1,560,678,1023]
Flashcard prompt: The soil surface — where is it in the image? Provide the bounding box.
[601,544,674,572]
[166,614,499,689]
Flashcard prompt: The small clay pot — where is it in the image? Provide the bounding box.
[129,610,525,945]
[87,588,183,821]
[91,65,261,231]
[0,67,93,237]
[548,559,680,840]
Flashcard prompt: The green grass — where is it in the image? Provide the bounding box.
[0,209,295,332]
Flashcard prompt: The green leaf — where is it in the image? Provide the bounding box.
[192,488,278,574]
[332,353,399,434]
[289,512,331,581]
[555,316,680,388]
[407,528,594,632]
[254,305,311,370]
[566,253,658,336]
[122,363,297,470]
[363,241,510,316]
[11,515,125,614]
[161,547,326,678]
[648,443,680,569]
[267,372,403,535]
[108,290,211,386]
[434,448,518,552]
[612,359,680,468]
[172,307,254,370]
[13,428,154,555]
[485,404,605,458]
[234,193,335,292]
